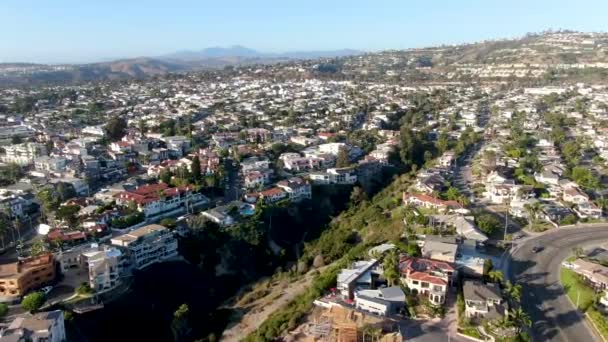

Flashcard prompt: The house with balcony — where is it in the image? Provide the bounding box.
[114,183,208,218]
[257,187,288,204]
[309,167,358,185]
[403,192,469,214]
[276,177,312,202]
[354,286,406,316]
[337,259,381,300]
[399,256,455,306]
[463,280,506,319]
[562,187,590,204]
[110,224,178,270]
[244,170,272,189]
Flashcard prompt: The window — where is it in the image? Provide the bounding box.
[412,280,419,285]
[421,282,429,288]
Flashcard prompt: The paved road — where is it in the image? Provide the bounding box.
[506,226,608,342]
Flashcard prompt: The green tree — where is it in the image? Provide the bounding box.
[483,258,494,277]
[160,218,177,230]
[37,188,60,214]
[171,303,191,342]
[350,186,367,205]
[475,213,501,235]
[160,169,173,184]
[138,120,148,135]
[505,280,523,303]
[508,307,532,334]
[76,283,93,295]
[56,205,80,228]
[444,187,460,201]
[21,292,45,313]
[524,202,541,229]
[571,167,600,190]
[0,303,8,317]
[30,239,46,256]
[382,250,399,286]
[572,246,584,258]
[487,270,504,285]
[105,116,128,141]
[0,220,8,247]
[435,133,450,154]
[406,242,421,257]
[57,182,77,201]
[191,156,202,183]
[335,146,350,168]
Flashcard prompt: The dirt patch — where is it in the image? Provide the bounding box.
[221,267,327,341]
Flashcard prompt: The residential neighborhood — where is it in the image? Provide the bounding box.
[1,23,608,342]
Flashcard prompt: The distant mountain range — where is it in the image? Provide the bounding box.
[0,46,363,86]
[161,45,362,61]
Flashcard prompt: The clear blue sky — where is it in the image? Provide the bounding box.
[1,0,607,64]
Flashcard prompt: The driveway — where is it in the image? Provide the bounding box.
[400,288,468,342]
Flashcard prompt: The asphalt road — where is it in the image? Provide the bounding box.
[506,225,608,342]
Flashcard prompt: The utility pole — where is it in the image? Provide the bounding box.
[504,198,509,242]
[577,289,580,309]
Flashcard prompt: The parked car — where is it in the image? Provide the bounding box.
[562,261,575,269]
[40,286,53,295]
[532,245,543,253]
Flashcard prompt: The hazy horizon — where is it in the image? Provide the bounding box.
[2,0,608,64]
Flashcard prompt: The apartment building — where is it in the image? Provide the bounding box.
[0,254,55,301]
[33,156,67,172]
[110,224,178,270]
[0,310,66,342]
[1,143,47,166]
[82,246,127,293]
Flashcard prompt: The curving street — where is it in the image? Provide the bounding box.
[505,225,608,342]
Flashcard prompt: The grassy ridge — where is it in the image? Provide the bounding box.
[244,172,415,341]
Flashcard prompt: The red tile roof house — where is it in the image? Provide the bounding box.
[399,256,455,306]
[47,229,87,243]
[114,183,202,217]
[403,192,469,214]
[257,187,288,204]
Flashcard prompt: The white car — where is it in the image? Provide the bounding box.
[40,286,53,295]
[562,262,575,269]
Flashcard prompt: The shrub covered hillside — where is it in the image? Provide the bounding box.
[245,92,485,341]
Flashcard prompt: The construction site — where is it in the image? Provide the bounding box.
[282,304,403,342]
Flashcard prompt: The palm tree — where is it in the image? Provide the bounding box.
[382,250,400,286]
[488,270,504,285]
[508,307,532,334]
[0,224,6,249]
[12,219,22,241]
[572,246,584,259]
[505,280,523,303]
[524,202,541,229]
